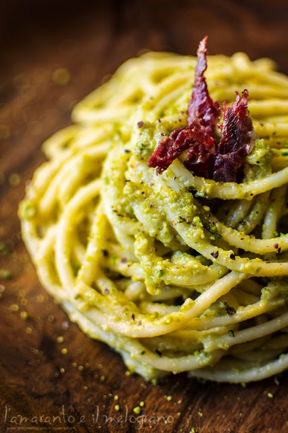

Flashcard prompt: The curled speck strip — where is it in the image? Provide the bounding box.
[148,37,254,183]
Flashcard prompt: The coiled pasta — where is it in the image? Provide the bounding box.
[20,50,288,382]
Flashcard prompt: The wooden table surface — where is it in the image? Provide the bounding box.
[1,1,288,432]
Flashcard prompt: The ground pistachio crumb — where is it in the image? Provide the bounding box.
[57,336,64,343]
[139,401,145,407]
[21,202,36,219]
[267,392,274,398]
[100,375,105,382]
[0,241,9,255]
[9,173,21,186]
[61,347,68,355]
[52,68,71,86]
[0,269,12,280]
[114,405,120,412]
[133,406,141,415]
[20,311,28,320]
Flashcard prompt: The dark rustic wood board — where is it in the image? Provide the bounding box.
[1,1,288,432]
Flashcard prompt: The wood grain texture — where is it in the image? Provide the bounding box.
[0,1,288,432]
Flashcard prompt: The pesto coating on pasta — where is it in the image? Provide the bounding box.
[20,49,288,383]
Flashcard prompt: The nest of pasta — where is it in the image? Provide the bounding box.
[20,42,288,382]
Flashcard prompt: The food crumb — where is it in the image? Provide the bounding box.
[0,269,12,280]
[62,321,70,330]
[52,68,71,86]
[61,348,68,355]
[37,294,45,303]
[21,202,36,219]
[9,173,21,187]
[0,242,9,255]
[100,375,105,382]
[133,406,141,415]
[57,336,64,343]
[267,392,274,399]
[9,304,19,312]
[114,404,120,412]
[20,311,28,320]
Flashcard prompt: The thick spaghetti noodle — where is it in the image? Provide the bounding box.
[20,45,288,382]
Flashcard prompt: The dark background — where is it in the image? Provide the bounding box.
[0,1,288,432]
[1,0,288,76]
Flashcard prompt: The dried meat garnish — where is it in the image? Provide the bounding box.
[187,36,220,134]
[213,90,254,182]
[147,37,254,182]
